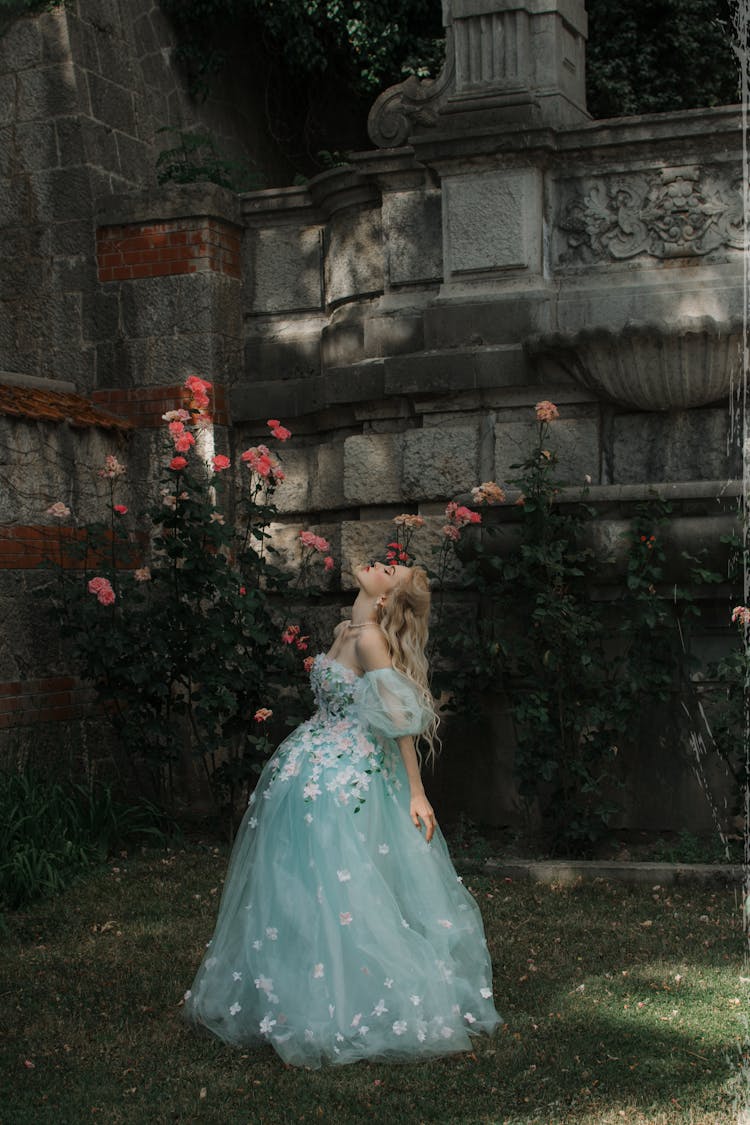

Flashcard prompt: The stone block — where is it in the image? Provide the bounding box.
[245,335,321,382]
[0,76,15,126]
[119,275,218,338]
[363,310,425,358]
[30,167,92,222]
[15,120,59,173]
[79,118,120,173]
[611,408,730,485]
[1,248,44,299]
[86,72,136,136]
[40,10,73,63]
[402,425,480,501]
[325,360,385,406]
[325,207,384,306]
[310,441,346,511]
[132,11,160,58]
[65,13,101,72]
[382,188,442,286]
[343,433,404,505]
[56,116,85,166]
[0,16,42,72]
[494,415,600,487]
[423,293,551,349]
[113,131,150,186]
[443,168,542,278]
[16,64,79,121]
[247,225,322,314]
[49,219,92,256]
[94,31,136,92]
[321,316,364,368]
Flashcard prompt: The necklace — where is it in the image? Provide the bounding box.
[346,620,378,630]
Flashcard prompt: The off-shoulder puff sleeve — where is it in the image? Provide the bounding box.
[357,666,431,740]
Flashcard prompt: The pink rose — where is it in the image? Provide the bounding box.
[113,504,128,515]
[134,567,151,582]
[169,456,187,471]
[168,421,185,436]
[98,455,126,479]
[162,409,190,423]
[442,524,460,541]
[281,624,301,645]
[174,432,195,453]
[535,400,559,423]
[303,656,314,673]
[88,576,115,605]
[267,419,292,441]
[324,556,334,572]
[299,530,331,553]
[471,482,506,505]
[731,605,750,626]
[254,708,273,722]
[46,502,71,519]
[212,454,230,472]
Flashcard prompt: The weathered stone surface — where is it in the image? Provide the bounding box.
[86,72,136,135]
[423,294,552,349]
[344,433,404,505]
[266,446,311,514]
[494,414,600,486]
[247,225,322,315]
[30,166,92,222]
[245,333,322,382]
[16,64,79,121]
[0,16,43,72]
[0,75,15,125]
[325,207,384,305]
[444,168,543,278]
[363,310,425,358]
[382,188,442,286]
[611,408,730,484]
[310,441,347,511]
[402,425,479,500]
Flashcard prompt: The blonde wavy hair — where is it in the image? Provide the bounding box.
[374,565,440,767]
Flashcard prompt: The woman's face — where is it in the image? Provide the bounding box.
[356,560,411,597]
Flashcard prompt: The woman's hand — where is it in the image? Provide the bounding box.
[410,793,436,843]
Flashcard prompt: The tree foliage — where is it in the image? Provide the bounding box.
[585,0,738,119]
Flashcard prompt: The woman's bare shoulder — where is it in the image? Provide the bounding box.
[356,626,391,670]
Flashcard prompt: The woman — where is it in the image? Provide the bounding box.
[182,560,501,1066]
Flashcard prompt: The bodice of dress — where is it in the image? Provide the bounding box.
[310,655,361,721]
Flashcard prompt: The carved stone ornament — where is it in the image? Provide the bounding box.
[526,321,741,411]
[367,47,456,149]
[557,167,743,264]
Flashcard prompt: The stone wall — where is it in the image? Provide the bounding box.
[0,0,742,834]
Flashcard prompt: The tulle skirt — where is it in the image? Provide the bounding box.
[182,718,502,1067]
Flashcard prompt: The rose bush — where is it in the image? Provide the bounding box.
[42,378,333,837]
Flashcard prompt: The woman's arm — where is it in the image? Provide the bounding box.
[398,734,437,843]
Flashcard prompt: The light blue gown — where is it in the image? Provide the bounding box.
[182,654,501,1067]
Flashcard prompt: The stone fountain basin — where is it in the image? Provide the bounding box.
[526,321,742,411]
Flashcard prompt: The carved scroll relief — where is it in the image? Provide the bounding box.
[556,167,743,265]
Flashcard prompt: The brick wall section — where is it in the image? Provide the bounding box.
[96,219,242,282]
[0,676,97,729]
[0,526,146,570]
[91,384,229,428]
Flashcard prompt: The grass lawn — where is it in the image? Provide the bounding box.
[1,842,746,1124]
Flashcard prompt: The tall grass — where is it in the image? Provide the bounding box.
[0,764,176,910]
